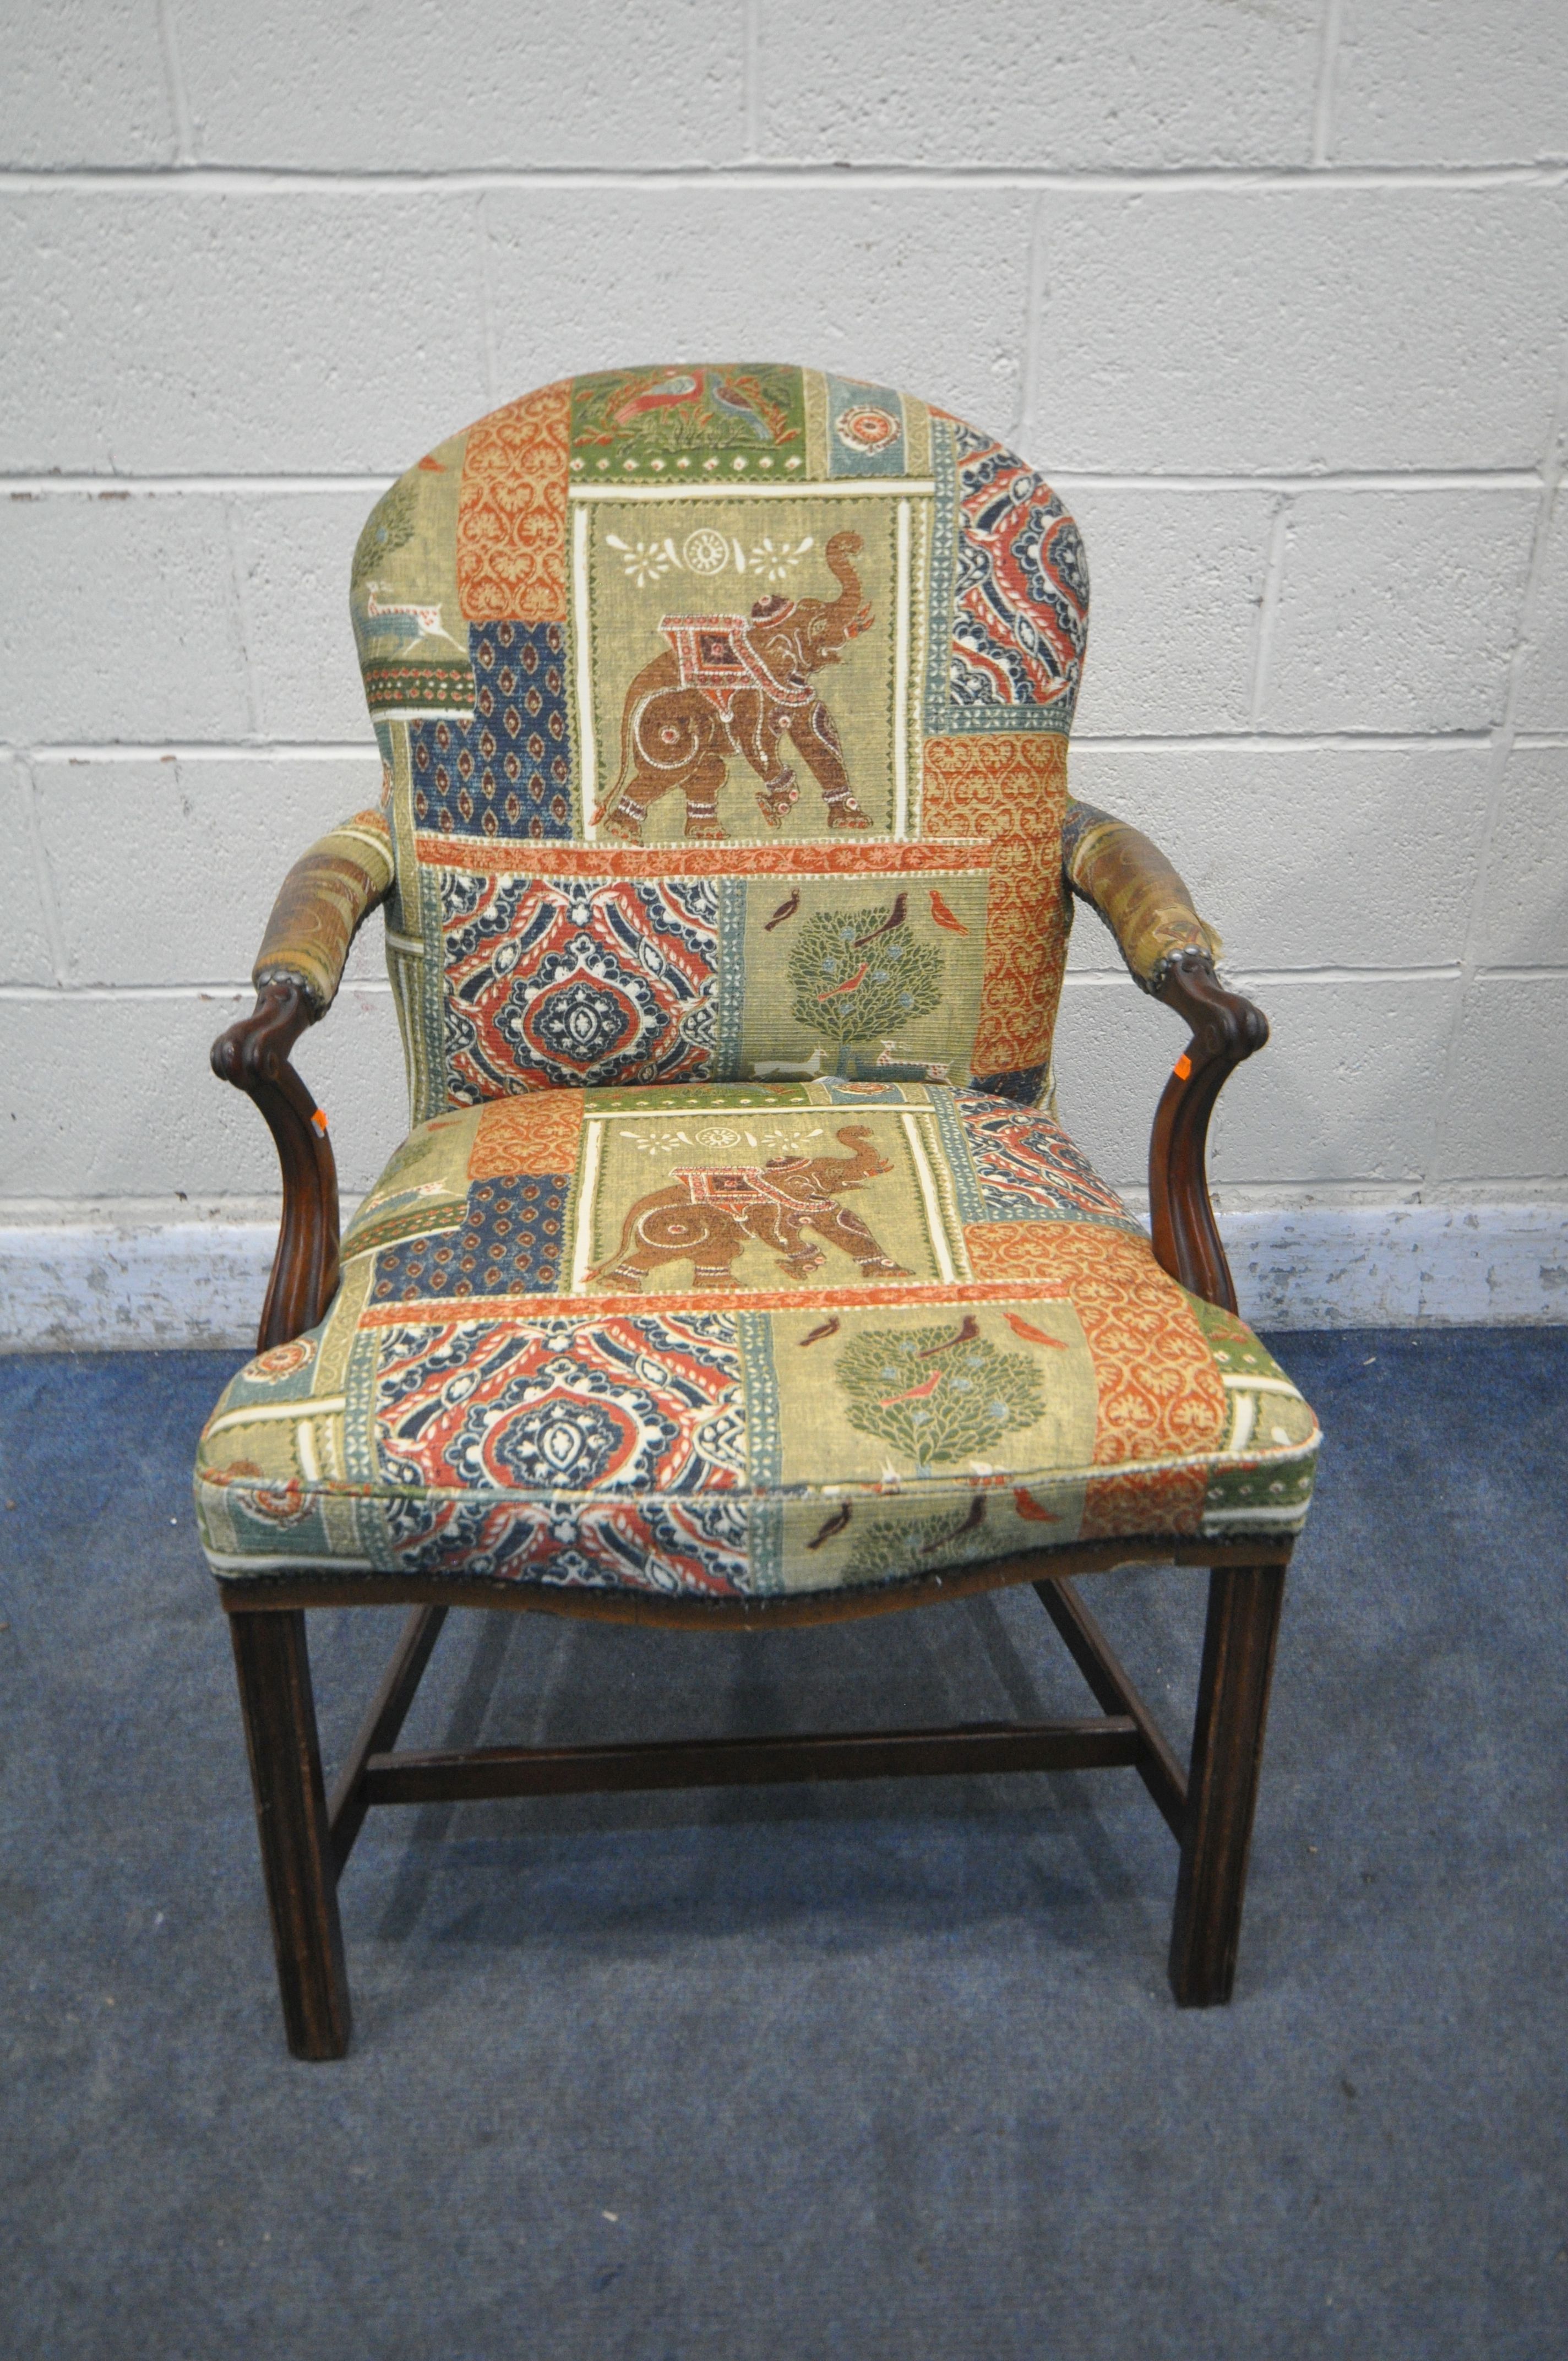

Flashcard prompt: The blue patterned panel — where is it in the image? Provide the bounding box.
[369,1173,571,1301]
[410,622,572,839]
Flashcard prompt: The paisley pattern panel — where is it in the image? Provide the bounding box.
[439,873,719,1099]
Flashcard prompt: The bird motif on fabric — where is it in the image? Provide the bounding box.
[807,1503,853,1551]
[921,1496,986,1549]
[878,1368,944,1408]
[929,890,968,934]
[854,893,907,945]
[612,372,700,425]
[920,1314,981,1356]
[1004,1310,1068,1351]
[706,376,775,440]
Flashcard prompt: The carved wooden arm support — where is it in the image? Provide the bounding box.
[211,812,393,1351]
[1148,949,1268,1312]
[212,978,341,1352]
[1060,798,1266,1310]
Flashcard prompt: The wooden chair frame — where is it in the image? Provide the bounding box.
[213,950,1288,2058]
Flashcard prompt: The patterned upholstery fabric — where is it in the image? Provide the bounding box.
[253,810,394,1013]
[342,363,1099,1116]
[1061,802,1222,993]
[204,363,1315,1599]
[195,1080,1318,1600]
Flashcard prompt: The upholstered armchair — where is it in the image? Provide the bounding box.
[199,366,1319,2057]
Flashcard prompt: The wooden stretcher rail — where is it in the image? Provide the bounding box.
[356,1715,1145,1808]
[1034,1576,1189,1836]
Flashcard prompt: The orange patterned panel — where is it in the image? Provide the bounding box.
[1081,1462,1207,1541]
[456,380,571,622]
[965,1222,1226,1466]
[922,735,1069,1075]
[467,1090,584,1179]
[413,835,992,878]
[963,1223,1076,1283]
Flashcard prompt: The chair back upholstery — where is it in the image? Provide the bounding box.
[352,365,1088,1121]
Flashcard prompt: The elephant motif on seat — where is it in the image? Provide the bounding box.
[598,530,875,842]
[590,1123,912,1290]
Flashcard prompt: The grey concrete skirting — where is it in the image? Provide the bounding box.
[1,1203,1564,1348]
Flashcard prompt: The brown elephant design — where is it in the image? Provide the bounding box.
[598,529,874,842]
[590,1123,912,1290]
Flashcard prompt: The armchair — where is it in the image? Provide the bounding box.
[199,365,1319,2057]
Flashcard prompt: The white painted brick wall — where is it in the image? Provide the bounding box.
[3,0,1565,1340]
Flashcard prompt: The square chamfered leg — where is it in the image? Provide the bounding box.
[227,1607,352,2060]
[1168,1562,1288,2008]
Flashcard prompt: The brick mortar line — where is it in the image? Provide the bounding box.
[1,165,1564,193]
[1248,499,1291,725]
[6,732,1506,761]
[155,0,194,167]
[3,471,1549,494]
[0,982,396,1001]
[1310,0,1346,170]
[742,0,761,165]
[1016,191,1050,447]
[14,759,68,987]
[220,499,263,737]
[475,191,500,410]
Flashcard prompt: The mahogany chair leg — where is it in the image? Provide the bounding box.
[228,1608,352,2060]
[1168,1562,1287,2009]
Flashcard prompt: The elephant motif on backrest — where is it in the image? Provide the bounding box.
[601,530,875,841]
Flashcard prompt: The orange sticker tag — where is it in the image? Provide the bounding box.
[311,1109,329,1134]
[1173,1053,1193,1081]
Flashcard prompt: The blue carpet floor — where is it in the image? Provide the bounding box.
[1,1329,1564,2359]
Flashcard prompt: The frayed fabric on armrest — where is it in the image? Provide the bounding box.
[1061,798,1223,993]
[252,810,395,1015]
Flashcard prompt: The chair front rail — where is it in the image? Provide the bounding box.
[216,1533,1288,1629]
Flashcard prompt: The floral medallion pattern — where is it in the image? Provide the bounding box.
[441,873,718,1098]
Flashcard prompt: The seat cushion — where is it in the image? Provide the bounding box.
[195,1083,1318,1601]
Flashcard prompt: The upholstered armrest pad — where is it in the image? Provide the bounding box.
[252,810,395,1015]
[1061,798,1223,993]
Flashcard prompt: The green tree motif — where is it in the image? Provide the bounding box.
[835,1324,1043,1472]
[787,905,943,1070]
[846,1503,998,1587]
[351,477,421,590]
